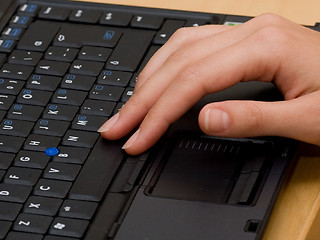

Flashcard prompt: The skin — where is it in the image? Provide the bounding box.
[99,13,320,155]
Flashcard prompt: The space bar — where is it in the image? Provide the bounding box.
[68,137,125,201]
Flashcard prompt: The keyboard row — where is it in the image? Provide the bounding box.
[17,3,219,28]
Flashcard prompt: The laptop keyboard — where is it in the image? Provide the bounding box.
[0,0,277,239]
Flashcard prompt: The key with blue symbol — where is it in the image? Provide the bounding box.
[0,119,34,137]
[53,24,122,48]
[17,88,52,106]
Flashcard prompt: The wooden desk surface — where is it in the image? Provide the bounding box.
[78,1,320,239]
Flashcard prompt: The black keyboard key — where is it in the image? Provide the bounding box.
[0,94,15,110]
[100,11,133,26]
[10,15,33,28]
[8,104,43,121]
[106,29,155,71]
[17,88,52,106]
[34,119,70,137]
[6,232,43,240]
[0,221,11,239]
[36,60,70,76]
[61,74,95,91]
[14,150,50,169]
[81,99,116,117]
[24,196,63,216]
[78,46,112,62]
[62,130,99,148]
[26,74,61,91]
[53,24,122,48]
[43,162,81,181]
[0,183,32,203]
[52,89,87,106]
[24,134,60,152]
[45,46,78,62]
[137,45,160,73]
[0,135,25,153]
[97,70,132,86]
[69,137,124,201]
[153,19,185,44]
[43,104,78,121]
[59,200,98,220]
[0,39,16,53]
[38,6,71,21]
[34,179,72,198]
[131,14,164,29]
[71,114,106,131]
[0,79,24,95]
[0,152,15,169]
[49,217,89,238]
[223,15,252,25]
[18,21,60,52]
[0,119,34,137]
[122,87,134,102]
[2,27,24,40]
[89,84,124,102]
[52,146,90,164]
[129,73,137,87]
[70,60,104,76]
[69,9,102,23]
[0,63,33,80]
[0,202,22,221]
[18,4,39,16]
[13,213,53,234]
[4,167,42,186]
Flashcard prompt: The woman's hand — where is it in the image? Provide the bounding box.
[99,13,320,155]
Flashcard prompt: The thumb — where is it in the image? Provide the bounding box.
[198,94,320,145]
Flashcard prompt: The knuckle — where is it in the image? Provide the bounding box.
[252,13,285,26]
[254,25,287,42]
[170,27,190,43]
[177,64,199,85]
[251,25,290,51]
[175,64,208,96]
[165,47,191,66]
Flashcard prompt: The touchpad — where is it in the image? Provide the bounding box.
[148,136,270,204]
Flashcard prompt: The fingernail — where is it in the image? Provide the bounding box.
[122,129,140,149]
[97,113,119,132]
[204,108,230,133]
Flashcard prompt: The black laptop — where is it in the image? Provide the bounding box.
[0,0,306,239]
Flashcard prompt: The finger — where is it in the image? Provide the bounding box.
[136,24,232,89]
[135,13,297,91]
[198,92,320,144]
[120,25,285,155]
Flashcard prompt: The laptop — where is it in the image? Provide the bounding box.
[0,0,308,239]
